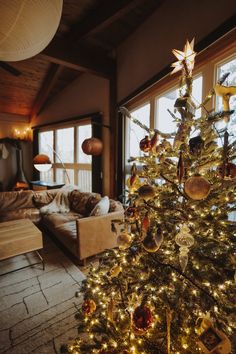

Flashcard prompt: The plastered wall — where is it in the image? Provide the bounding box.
[117,0,236,102]
[32,73,111,195]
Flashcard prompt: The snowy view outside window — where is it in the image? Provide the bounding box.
[216,57,236,221]
[38,123,92,191]
[155,75,202,136]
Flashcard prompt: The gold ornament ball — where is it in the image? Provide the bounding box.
[138,184,155,201]
[117,232,132,249]
[184,175,211,200]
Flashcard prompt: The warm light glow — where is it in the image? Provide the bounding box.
[171,38,196,75]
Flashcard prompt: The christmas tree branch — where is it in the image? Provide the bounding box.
[151,256,219,305]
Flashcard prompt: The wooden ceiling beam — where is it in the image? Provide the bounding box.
[41,37,115,78]
[69,0,146,41]
[30,63,63,120]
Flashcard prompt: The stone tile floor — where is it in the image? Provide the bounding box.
[0,236,85,354]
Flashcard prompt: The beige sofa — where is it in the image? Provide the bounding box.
[0,189,124,262]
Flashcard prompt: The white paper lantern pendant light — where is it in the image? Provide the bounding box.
[0,0,63,62]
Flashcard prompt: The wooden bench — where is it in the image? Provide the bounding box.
[0,219,44,275]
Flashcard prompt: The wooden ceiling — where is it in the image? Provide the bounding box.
[0,0,163,119]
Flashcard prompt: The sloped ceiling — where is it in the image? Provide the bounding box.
[0,0,163,119]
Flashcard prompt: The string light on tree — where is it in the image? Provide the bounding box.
[64,39,236,354]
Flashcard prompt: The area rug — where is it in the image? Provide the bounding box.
[0,236,86,354]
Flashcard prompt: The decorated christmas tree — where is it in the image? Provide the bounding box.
[65,40,236,354]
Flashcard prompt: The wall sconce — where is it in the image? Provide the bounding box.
[12,127,31,141]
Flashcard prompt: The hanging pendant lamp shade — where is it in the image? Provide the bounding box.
[0,0,63,62]
[33,154,52,172]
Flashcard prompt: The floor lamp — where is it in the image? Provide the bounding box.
[33,153,71,184]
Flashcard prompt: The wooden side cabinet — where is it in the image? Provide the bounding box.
[30,181,65,191]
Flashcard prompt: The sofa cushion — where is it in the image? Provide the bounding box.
[70,190,101,216]
[0,190,35,211]
[0,208,41,224]
[90,196,109,216]
[52,221,77,256]
[32,189,59,208]
[42,211,83,229]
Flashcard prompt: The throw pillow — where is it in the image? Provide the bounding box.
[70,190,101,215]
[90,196,110,216]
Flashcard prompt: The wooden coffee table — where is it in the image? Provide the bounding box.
[0,219,44,275]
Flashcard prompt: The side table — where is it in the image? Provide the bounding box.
[30,180,65,191]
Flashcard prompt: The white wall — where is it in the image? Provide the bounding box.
[117,0,236,102]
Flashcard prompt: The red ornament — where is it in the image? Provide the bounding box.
[81,137,103,155]
[139,136,151,152]
[141,214,149,231]
[82,299,96,315]
[132,304,153,332]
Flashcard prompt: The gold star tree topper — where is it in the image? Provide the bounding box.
[171,38,196,75]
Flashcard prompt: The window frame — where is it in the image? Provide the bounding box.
[37,114,103,193]
[121,33,236,190]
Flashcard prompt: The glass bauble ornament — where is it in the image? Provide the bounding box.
[184,175,211,200]
[189,135,204,155]
[143,225,163,253]
[138,184,155,201]
[117,232,132,249]
[82,299,96,315]
[139,135,151,152]
[175,224,194,272]
[132,304,153,333]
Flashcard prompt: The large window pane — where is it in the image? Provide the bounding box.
[216,57,236,221]
[126,103,150,160]
[216,57,236,143]
[40,170,53,183]
[56,127,74,163]
[155,75,202,135]
[56,168,74,184]
[38,131,53,162]
[77,125,92,164]
[78,170,92,192]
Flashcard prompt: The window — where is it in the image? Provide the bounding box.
[155,75,203,136]
[38,121,93,192]
[124,103,150,184]
[215,56,236,143]
[122,35,235,193]
[215,56,236,222]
